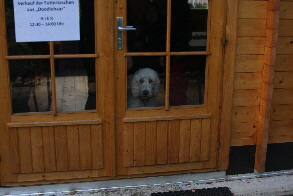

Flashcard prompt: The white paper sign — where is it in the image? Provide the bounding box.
[13,0,80,42]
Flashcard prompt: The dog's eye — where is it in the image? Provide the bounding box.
[140,79,144,83]
[149,79,153,83]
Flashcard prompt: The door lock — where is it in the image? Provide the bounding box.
[116,17,136,49]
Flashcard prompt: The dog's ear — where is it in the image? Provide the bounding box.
[131,76,140,97]
[153,75,160,97]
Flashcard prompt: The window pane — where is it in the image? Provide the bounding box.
[5,0,94,55]
[9,59,51,113]
[171,0,208,52]
[55,58,96,112]
[127,1,167,52]
[54,1,95,54]
[127,56,165,109]
[170,55,205,106]
[5,0,49,55]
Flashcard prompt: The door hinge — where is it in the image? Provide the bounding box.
[222,37,227,46]
[217,142,221,149]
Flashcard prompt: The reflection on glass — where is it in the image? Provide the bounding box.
[127,1,166,52]
[9,59,51,113]
[54,58,96,112]
[5,1,50,55]
[171,0,208,52]
[170,55,206,106]
[54,1,95,55]
[127,56,165,109]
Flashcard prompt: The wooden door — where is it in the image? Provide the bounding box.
[0,0,226,186]
[0,0,114,186]
[115,0,225,177]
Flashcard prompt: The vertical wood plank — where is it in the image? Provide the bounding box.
[0,1,13,182]
[67,125,80,171]
[179,120,191,163]
[157,121,168,165]
[207,0,226,169]
[49,41,57,116]
[54,126,68,171]
[145,121,157,166]
[18,128,33,173]
[133,122,146,166]
[168,120,180,164]
[255,0,280,174]
[79,125,92,170]
[91,124,103,170]
[9,128,20,174]
[30,127,45,173]
[123,123,134,167]
[42,126,57,172]
[200,119,211,161]
[190,119,202,162]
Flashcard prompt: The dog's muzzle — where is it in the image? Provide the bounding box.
[139,96,150,104]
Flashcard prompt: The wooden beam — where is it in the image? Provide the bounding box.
[0,0,19,184]
[218,0,238,170]
[255,0,280,174]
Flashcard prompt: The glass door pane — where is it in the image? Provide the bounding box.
[171,0,208,52]
[54,58,96,112]
[9,59,51,113]
[170,55,205,106]
[126,0,208,109]
[6,0,97,114]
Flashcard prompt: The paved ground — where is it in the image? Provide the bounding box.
[1,170,293,196]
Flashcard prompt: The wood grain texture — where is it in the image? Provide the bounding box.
[236,37,266,55]
[18,128,33,174]
[255,0,280,174]
[238,1,268,19]
[91,124,104,170]
[168,120,180,164]
[123,123,134,167]
[133,122,146,166]
[190,119,202,162]
[279,1,293,19]
[179,120,191,163]
[145,121,157,165]
[42,126,57,172]
[9,128,21,174]
[79,125,92,170]
[156,121,168,165]
[30,127,45,173]
[238,19,266,37]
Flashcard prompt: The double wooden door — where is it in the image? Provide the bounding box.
[0,0,225,186]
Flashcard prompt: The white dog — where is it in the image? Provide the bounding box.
[128,68,160,108]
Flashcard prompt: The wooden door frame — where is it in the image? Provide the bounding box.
[217,0,237,171]
[0,0,234,186]
[0,0,13,186]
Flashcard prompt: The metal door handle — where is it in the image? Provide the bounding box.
[116,17,136,49]
[118,26,136,31]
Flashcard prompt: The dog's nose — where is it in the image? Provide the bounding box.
[143,90,149,95]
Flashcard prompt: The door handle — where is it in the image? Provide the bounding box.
[116,17,136,49]
[118,26,136,31]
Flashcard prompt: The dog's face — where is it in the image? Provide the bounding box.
[131,68,160,103]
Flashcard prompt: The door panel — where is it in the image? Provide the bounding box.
[9,123,104,174]
[122,118,211,168]
[116,0,224,176]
